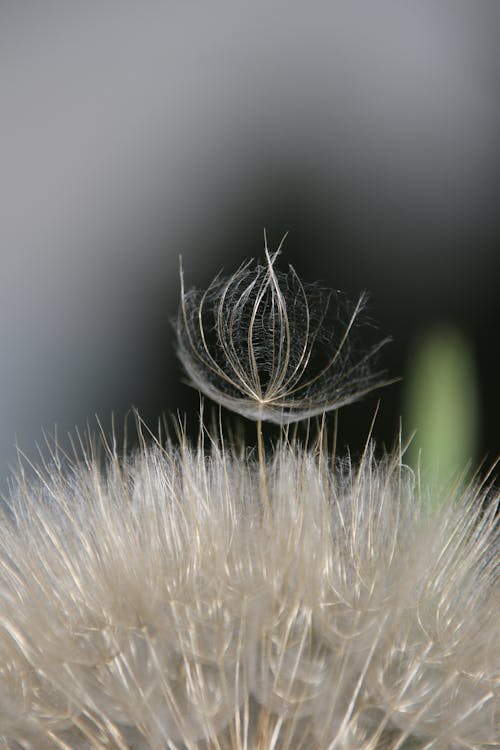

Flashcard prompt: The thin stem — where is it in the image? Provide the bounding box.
[256,417,270,517]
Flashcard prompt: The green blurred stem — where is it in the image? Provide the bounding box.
[405,327,479,505]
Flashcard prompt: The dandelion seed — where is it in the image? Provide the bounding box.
[177,237,390,425]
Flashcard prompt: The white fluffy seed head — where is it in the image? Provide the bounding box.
[0,431,498,749]
[177,242,390,424]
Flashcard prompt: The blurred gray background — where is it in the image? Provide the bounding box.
[1,2,499,487]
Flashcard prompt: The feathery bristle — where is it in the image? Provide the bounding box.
[0,433,497,749]
[177,242,390,424]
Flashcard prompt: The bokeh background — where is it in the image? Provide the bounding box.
[1,2,499,489]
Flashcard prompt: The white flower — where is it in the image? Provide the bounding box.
[177,243,389,424]
[0,433,498,749]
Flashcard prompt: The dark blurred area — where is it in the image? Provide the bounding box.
[1,3,499,488]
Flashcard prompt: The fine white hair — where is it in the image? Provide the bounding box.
[177,245,390,424]
[0,428,497,749]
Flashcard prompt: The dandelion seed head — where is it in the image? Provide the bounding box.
[1,246,497,749]
[0,432,498,749]
[177,240,389,424]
